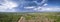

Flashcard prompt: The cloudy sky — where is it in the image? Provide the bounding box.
[0,0,60,12]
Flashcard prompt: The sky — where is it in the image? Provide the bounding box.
[0,0,60,12]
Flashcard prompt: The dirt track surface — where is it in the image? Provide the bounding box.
[18,16,54,22]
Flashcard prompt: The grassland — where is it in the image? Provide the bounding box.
[0,12,60,22]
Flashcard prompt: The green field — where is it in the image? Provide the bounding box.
[0,12,60,22]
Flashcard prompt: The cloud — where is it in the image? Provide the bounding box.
[33,7,60,12]
[40,0,48,6]
[33,7,42,10]
[24,6,35,9]
[43,3,48,6]
[23,6,60,12]
[0,0,18,12]
[42,8,60,12]
[40,0,47,4]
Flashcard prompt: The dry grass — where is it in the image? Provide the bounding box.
[18,15,54,22]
